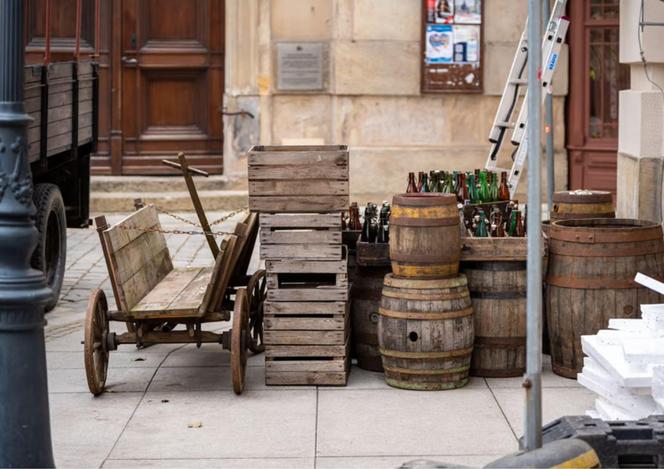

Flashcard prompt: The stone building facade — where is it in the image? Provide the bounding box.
[617,0,664,222]
[223,0,569,202]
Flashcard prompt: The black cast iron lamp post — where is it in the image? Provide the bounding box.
[0,0,56,466]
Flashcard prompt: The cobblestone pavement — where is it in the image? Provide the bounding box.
[44,211,595,469]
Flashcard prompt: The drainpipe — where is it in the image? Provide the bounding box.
[523,0,544,452]
[0,0,56,466]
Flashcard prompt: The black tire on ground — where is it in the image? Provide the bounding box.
[31,183,67,312]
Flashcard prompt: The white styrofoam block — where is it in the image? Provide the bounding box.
[595,397,643,421]
[640,304,664,315]
[582,335,651,387]
[635,273,664,295]
[642,310,664,333]
[578,371,656,417]
[652,366,664,410]
[609,318,648,332]
[623,338,664,364]
[586,409,601,419]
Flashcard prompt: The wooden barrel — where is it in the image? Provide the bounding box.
[547,219,664,378]
[378,274,474,390]
[389,193,460,279]
[351,266,388,372]
[551,190,614,221]
[462,260,526,377]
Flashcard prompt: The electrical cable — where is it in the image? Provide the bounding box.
[639,0,664,104]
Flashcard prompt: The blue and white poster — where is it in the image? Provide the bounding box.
[426,24,454,64]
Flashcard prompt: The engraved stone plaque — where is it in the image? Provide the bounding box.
[276,42,325,91]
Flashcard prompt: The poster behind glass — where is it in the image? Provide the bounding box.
[422,0,483,92]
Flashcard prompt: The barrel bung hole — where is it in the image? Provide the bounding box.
[409,331,419,342]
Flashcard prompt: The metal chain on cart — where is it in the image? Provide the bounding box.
[115,206,249,237]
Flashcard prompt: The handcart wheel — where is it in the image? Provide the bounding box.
[231,288,249,395]
[84,289,110,396]
[246,269,266,354]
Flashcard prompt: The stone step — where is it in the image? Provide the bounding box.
[90,175,247,193]
[91,190,249,213]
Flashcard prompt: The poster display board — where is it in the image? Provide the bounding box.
[422,0,483,93]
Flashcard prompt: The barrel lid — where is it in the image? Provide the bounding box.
[552,190,612,204]
[384,273,467,289]
[549,218,663,244]
[392,193,458,207]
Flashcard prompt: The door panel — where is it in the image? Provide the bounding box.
[567,0,629,193]
[119,0,224,174]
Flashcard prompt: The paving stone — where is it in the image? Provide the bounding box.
[51,392,143,468]
[47,351,169,369]
[316,454,504,468]
[49,367,156,394]
[316,388,517,457]
[485,356,582,390]
[491,387,597,438]
[110,390,317,459]
[161,346,265,368]
[336,367,487,391]
[103,457,314,468]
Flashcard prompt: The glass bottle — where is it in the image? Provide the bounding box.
[341,212,347,231]
[514,210,525,237]
[417,171,425,192]
[461,173,470,202]
[378,201,390,243]
[507,210,518,237]
[350,203,362,231]
[479,171,490,203]
[420,173,430,193]
[491,209,505,238]
[474,210,489,237]
[498,171,510,201]
[407,172,417,193]
[489,172,499,202]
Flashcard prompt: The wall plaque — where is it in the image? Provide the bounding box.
[276,42,325,91]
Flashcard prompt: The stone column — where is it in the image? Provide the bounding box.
[617,0,664,221]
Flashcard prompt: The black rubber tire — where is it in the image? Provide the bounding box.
[31,183,67,312]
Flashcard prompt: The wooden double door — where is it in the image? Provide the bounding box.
[26,0,225,175]
[567,0,629,192]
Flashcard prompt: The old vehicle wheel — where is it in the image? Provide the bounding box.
[84,289,110,396]
[31,183,67,312]
[231,288,249,395]
[246,269,266,354]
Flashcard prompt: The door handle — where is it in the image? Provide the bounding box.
[121,56,138,65]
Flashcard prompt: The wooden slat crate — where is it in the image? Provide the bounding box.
[248,145,349,213]
[264,301,350,386]
[260,212,343,261]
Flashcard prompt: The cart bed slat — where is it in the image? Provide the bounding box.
[131,267,207,314]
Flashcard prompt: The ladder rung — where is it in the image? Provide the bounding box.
[494,121,515,129]
[510,78,528,86]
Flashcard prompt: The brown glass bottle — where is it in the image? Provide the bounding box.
[498,171,510,201]
[406,172,417,193]
[417,171,425,192]
[514,210,525,237]
[348,203,362,230]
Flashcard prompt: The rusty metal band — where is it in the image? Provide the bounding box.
[550,361,579,379]
[391,262,459,278]
[461,261,526,272]
[549,224,663,244]
[390,251,459,262]
[546,276,651,289]
[470,290,526,300]
[381,288,469,301]
[393,194,458,207]
[548,241,664,257]
[471,368,524,378]
[379,307,473,321]
[383,364,470,376]
[552,202,614,213]
[551,211,614,220]
[384,274,467,289]
[379,346,473,360]
[474,336,526,348]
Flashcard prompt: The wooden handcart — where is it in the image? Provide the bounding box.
[83,158,265,396]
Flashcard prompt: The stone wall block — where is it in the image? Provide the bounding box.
[352,0,421,41]
[618,90,664,159]
[271,95,332,144]
[333,40,421,95]
[616,152,663,221]
[271,0,333,40]
[484,0,528,43]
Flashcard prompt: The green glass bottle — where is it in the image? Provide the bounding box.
[489,171,499,202]
[420,173,430,192]
[479,171,490,203]
[507,210,518,237]
[474,210,489,237]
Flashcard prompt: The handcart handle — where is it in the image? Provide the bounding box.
[161,156,209,177]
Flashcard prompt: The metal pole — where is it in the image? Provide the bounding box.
[524,0,543,452]
[543,0,555,213]
[0,1,56,467]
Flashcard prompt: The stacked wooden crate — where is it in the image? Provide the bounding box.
[249,145,350,386]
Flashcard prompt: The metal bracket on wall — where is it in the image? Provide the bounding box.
[219,107,255,119]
